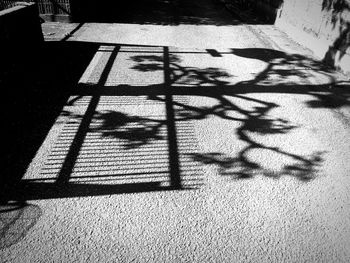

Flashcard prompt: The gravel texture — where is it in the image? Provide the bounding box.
[1,0,350,262]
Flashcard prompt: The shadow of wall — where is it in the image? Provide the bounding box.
[2,41,98,202]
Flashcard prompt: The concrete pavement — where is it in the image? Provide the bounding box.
[1,1,350,262]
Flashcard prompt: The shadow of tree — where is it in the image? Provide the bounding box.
[0,201,42,249]
[183,92,325,181]
[68,110,166,149]
[190,151,324,181]
[131,54,233,86]
[231,48,350,108]
[98,49,342,181]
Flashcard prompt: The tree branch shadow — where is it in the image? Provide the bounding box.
[123,46,346,181]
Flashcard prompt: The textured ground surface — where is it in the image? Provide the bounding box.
[1,0,350,262]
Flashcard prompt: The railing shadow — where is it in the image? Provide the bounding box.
[1,40,349,203]
[5,44,204,202]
